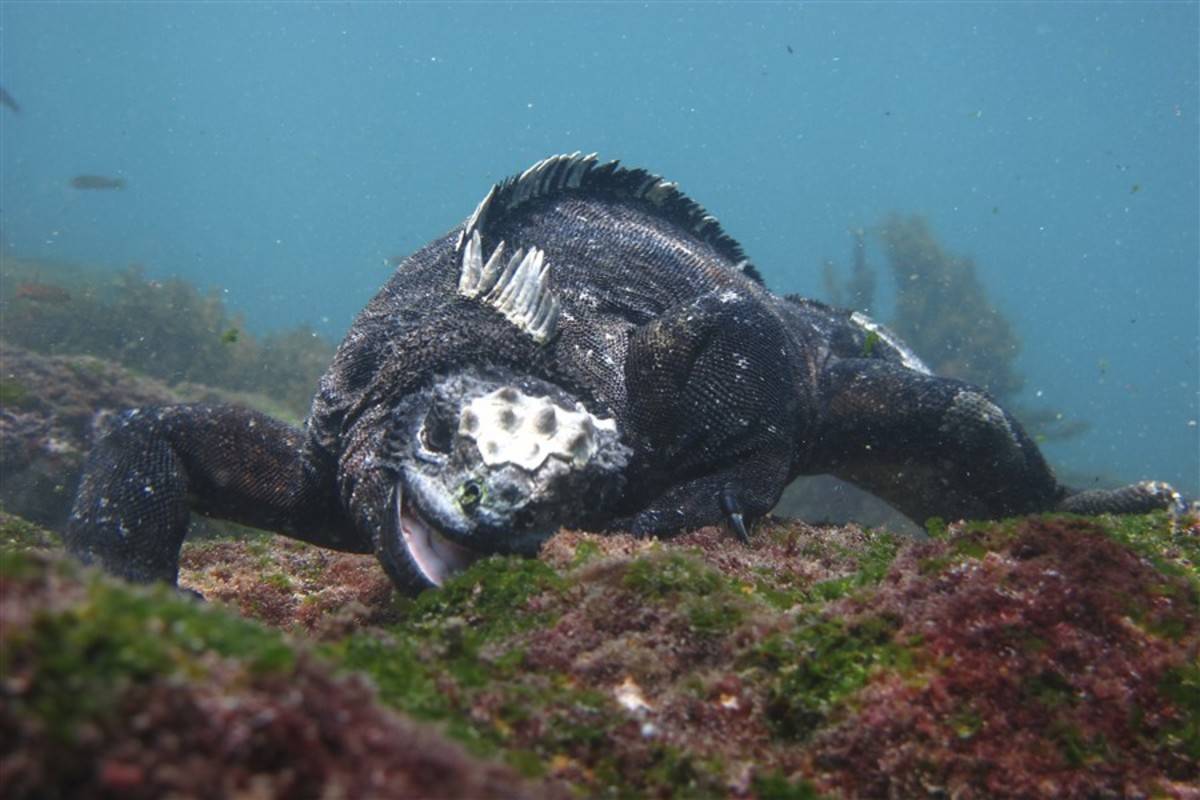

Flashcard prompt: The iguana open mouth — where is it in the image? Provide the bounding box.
[394,488,481,586]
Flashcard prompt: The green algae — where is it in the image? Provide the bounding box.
[623,549,723,598]
[0,549,294,743]
[567,537,602,567]
[2,259,335,419]
[623,550,749,638]
[1158,663,1200,763]
[1051,721,1112,768]
[799,530,901,604]
[329,556,566,727]
[0,377,31,407]
[400,554,566,635]
[330,546,779,797]
[1093,510,1199,586]
[0,509,60,550]
[746,614,911,741]
[753,771,827,800]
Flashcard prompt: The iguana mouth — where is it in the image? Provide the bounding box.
[395,488,481,586]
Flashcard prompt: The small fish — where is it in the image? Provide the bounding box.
[14,281,71,304]
[0,86,19,114]
[70,175,126,191]
[1130,183,1140,194]
[786,45,794,54]
[221,327,240,344]
[992,206,1000,215]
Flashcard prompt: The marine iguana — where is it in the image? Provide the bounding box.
[66,152,1185,595]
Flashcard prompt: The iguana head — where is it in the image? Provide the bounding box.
[377,369,630,590]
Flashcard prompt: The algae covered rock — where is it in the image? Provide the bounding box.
[0,541,568,800]
[1,510,1197,798]
[0,342,310,530]
[0,343,181,526]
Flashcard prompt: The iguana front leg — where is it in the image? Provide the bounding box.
[621,289,800,535]
[65,404,362,584]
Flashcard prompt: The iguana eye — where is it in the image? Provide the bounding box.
[420,408,455,453]
[458,480,484,510]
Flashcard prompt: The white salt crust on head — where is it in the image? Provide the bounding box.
[459,386,616,472]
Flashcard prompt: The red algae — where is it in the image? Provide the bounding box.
[179,537,398,636]
[807,517,1199,798]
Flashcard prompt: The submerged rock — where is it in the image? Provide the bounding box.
[0,342,308,529]
[0,343,180,527]
[1,510,1196,798]
[0,543,567,800]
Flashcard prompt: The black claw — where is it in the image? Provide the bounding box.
[718,488,750,544]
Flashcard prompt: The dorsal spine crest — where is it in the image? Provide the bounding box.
[454,152,761,283]
[459,230,560,344]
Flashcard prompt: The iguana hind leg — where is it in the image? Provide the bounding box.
[812,359,1189,524]
[812,358,1064,525]
[65,404,361,584]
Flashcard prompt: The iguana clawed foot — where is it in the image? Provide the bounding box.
[719,488,750,544]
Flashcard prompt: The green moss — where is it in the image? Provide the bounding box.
[1050,721,1111,768]
[328,550,766,797]
[800,531,901,603]
[64,356,107,377]
[569,538,602,567]
[746,614,909,740]
[918,554,954,575]
[752,771,827,800]
[1022,669,1077,710]
[951,535,992,560]
[0,510,60,551]
[0,550,294,743]
[621,550,754,639]
[753,569,808,610]
[683,592,746,638]
[949,708,984,739]
[638,745,722,799]
[332,632,458,726]
[1158,663,1200,762]
[924,516,949,539]
[623,550,723,598]
[402,555,565,635]
[1094,511,1199,587]
[329,555,567,730]
[262,571,293,591]
[0,377,31,407]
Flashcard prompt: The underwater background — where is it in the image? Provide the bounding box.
[1,2,1197,497]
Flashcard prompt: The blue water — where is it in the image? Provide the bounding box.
[2,2,1197,494]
